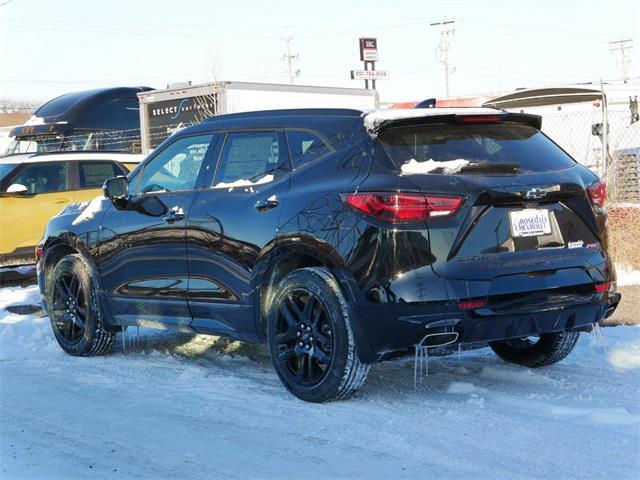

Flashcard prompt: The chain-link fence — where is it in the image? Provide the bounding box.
[539,103,640,270]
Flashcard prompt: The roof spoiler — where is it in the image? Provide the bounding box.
[364,109,542,135]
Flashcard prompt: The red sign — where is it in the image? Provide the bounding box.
[359,37,378,62]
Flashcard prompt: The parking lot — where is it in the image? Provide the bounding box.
[1,270,638,480]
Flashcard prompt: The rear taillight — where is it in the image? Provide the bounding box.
[35,246,43,260]
[594,282,610,293]
[587,180,607,207]
[341,192,463,223]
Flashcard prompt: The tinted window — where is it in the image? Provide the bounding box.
[378,123,576,174]
[286,130,331,167]
[11,162,67,194]
[137,135,213,193]
[0,164,17,183]
[214,131,286,187]
[78,161,122,188]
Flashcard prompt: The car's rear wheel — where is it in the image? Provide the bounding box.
[489,331,580,368]
[267,267,370,402]
[47,254,115,356]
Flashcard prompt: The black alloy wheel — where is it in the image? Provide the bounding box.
[51,270,88,344]
[274,288,335,387]
[267,267,370,402]
[47,254,115,356]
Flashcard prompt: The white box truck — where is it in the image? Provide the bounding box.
[137,81,378,154]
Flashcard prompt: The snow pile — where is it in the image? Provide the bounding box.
[616,263,640,286]
[0,284,40,313]
[71,196,105,225]
[363,108,503,135]
[400,158,470,175]
[608,335,640,369]
[213,174,273,191]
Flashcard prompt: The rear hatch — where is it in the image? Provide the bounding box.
[375,111,609,307]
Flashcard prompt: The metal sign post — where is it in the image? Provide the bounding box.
[351,37,388,90]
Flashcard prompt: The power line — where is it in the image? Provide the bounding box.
[430,18,455,98]
[609,37,633,81]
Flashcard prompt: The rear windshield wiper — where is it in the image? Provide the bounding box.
[459,162,520,174]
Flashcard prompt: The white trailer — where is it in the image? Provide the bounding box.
[137,81,378,154]
[483,81,640,177]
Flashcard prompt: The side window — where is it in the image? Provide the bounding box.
[286,130,332,168]
[213,131,286,188]
[137,134,213,194]
[11,162,67,194]
[78,161,122,188]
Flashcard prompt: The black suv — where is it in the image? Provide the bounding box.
[38,108,621,402]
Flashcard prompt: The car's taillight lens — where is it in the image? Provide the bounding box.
[458,298,487,310]
[459,115,504,123]
[35,246,43,260]
[587,180,607,207]
[341,192,463,223]
[594,282,610,293]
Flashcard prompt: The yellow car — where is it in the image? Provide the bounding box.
[0,152,143,267]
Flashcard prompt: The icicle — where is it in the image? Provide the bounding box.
[593,322,607,354]
[413,331,459,389]
[413,344,429,389]
[122,326,127,354]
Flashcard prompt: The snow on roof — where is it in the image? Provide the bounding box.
[362,107,505,135]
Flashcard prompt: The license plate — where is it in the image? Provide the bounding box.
[510,209,552,237]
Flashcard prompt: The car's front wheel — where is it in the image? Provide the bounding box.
[267,267,370,402]
[489,331,580,368]
[47,254,115,356]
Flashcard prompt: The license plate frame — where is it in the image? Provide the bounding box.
[509,208,552,238]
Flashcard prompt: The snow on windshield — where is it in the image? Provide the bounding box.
[400,158,470,175]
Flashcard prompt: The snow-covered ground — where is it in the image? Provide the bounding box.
[617,263,640,287]
[1,283,639,480]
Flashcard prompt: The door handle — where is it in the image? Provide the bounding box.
[254,197,279,212]
[163,206,185,223]
[52,198,70,204]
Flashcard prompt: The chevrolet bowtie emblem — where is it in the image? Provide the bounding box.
[524,188,547,200]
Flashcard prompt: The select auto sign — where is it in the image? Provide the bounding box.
[146,95,217,148]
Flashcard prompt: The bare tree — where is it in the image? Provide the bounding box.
[0,97,41,114]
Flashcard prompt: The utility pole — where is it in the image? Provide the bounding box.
[430,19,455,98]
[283,35,300,83]
[609,37,633,81]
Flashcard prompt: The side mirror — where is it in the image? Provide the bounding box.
[5,183,28,195]
[103,176,128,200]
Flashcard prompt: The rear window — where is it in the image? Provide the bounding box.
[378,123,576,174]
[286,130,332,167]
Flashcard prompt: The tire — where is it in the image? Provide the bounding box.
[46,254,115,356]
[267,267,370,402]
[489,331,580,368]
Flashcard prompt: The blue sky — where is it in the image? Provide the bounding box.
[0,0,638,103]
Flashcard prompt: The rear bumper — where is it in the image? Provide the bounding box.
[351,292,621,361]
